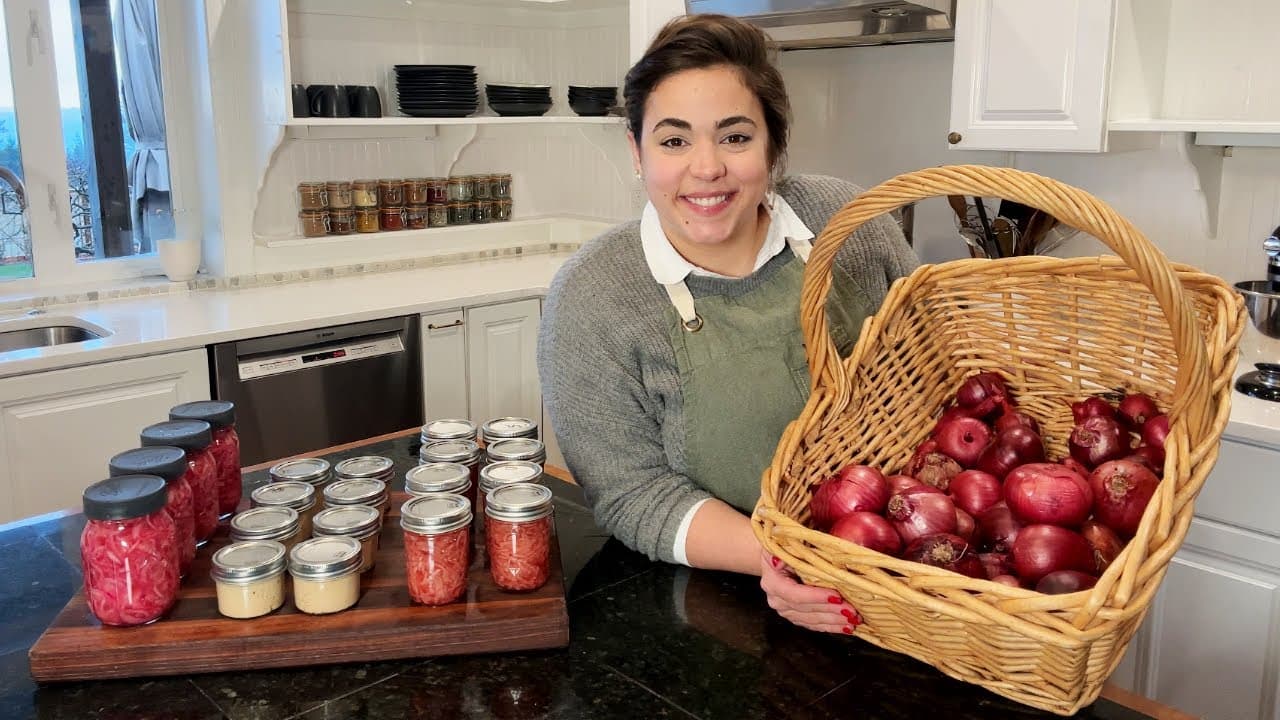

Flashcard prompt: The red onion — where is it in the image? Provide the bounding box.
[1125,445,1165,478]
[1141,414,1169,451]
[1117,393,1160,432]
[949,470,1002,516]
[1069,416,1129,468]
[977,502,1023,553]
[887,474,928,494]
[1061,456,1091,478]
[994,406,1041,436]
[1070,397,1115,424]
[809,465,890,530]
[906,452,962,492]
[931,405,978,437]
[934,417,993,469]
[991,574,1022,587]
[830,512,902,556]
[955,508,976,542]
[955,372,1008,419]
[1004,463,1094,528]
[1081,520,1123,574]
[976,442,1022,480]
[997,426,1046,464]
[1011,525,1095,585]
[904,533,985,578]
[1089,459,1159,537]
[979,551,1013,580]
[1035,570,1098,595]
[886,490,957,545]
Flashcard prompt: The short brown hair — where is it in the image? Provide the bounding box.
[624,14,791,177]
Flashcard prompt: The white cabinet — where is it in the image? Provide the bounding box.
[0,349,210,524]
[466,298,542,433]
[629,0,686,63]
[420,309,469,422]
[948,0,1116,152]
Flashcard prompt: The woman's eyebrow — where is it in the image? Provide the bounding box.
[652,117,691,132]
[717,116,757,129]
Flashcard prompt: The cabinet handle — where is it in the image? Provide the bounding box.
[947,132,962,145]
[427,320,464,330]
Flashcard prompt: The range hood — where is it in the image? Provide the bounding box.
[684,0,956,49]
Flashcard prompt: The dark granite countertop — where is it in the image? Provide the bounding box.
[1,433,1174,719]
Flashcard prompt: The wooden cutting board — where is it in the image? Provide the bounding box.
[28,492,569,682]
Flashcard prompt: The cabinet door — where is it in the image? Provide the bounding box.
[466,299,542,432]
[948,0,1116,152]
[629,0,686,63]
[420,310,469,422]
[0,349,210,524]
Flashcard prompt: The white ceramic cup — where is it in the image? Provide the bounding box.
[157,237,201,282]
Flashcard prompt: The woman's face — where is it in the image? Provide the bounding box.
[629,65,771,253]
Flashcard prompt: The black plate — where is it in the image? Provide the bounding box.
[399,108,477,118]
[486,92,552,102]
[395,64,475,71]
[568,85,616,92]
[396,79,478,87]
[486,83,551,91]
[399,102,479,109]
[399,91,480,99]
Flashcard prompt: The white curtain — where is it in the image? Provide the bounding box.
[115,0,169,239]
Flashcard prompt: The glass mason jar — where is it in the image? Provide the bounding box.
[472,174,493,200]
[401,493,472,606]
[481,417,539,443]
[170,400,242,520]
[334,456,395,482]
[355,207,380,233]
[477,460,543,520]
[211,540,288,619]
[405,178,431,206]
[491,173,512,199]
[405,206,428,230]
[230,505,303,556]
[421,418,478,444]
[427,204,449,228]
[325,181,353,209]
[494,198,513,222]
[324,478,389,522]
[378,179,405,207]
[421,440,482,506]
[329,208,355,235]
[80,475,180,626]
[312,504,382,573]
[380,206,406,231]
[289,536,363,615]
[251,480,319,539]
[485,483,554,592]
[448,202,472,225]
[138,420,218,544]
[300,210,330,238]
[297,181,328,210]
[446,176,473,202]
[473,200,493,224]
[270,457,333,491]
[404,462,472,503]
[352,179,379,208]
[108,445,195,577]
[485,438,547,468]
[425,178,448,205]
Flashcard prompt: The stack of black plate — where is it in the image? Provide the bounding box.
[485,84,552,117]
[395,65,478,118]
[568,86,617,117]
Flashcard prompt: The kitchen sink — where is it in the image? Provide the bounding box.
[0,315,111,353]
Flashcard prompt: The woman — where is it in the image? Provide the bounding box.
[537,14,918,635]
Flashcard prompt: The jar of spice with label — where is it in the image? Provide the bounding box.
[352,179,379,208]
[448,202,472,225]
[425,178,448,205]
[428,204,449,228]
[405,178,431,206]
[406,206,428,230]
[325,181,353,210]
[298,181,328,210]
[473,201,493,224]
[329,209,355,235]
[355,207,379,233]
[447,176,473,203]
[380,206,406,231]
[379,179,405,207]
[491,173,512,199]
[494,198,513,222]
[300,210,329,238]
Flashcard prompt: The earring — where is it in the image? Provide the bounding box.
[635,170,643,181]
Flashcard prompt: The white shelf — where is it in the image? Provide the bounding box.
[262,215,611,249]
[285,115,624,127]
[1108,119,1280,133]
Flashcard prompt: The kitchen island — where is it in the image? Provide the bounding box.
[1,430,1191,719]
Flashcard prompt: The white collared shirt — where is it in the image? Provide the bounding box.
[638,194,814,565]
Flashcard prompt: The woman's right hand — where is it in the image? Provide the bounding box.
[759,550,861,634]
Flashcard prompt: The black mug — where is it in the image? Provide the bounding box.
[348,85,382,118]
[291,84,310,118]
[307,84,350,118]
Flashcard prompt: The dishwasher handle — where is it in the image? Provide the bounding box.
[427,319,464,331]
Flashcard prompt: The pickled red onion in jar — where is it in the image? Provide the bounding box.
[401,494,472,606]
[484,483,554,592]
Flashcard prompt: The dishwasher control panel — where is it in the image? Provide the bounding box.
[238,333,405,380]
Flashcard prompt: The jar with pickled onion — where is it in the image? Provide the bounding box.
[170,400,242,519]
[421,418,478,444]
[420,440,481,507]
[485,483,554,592]
[80,475,180,626]
[404,463,472,503]
[480,416,538,444]
[109,446,196,577]
[140,419,219,544]
[401,494,472,605]
[477,460,542,521]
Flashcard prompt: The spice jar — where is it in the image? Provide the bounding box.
[251,481,319,539]
[478,460,543,520]
[300,210,329,238]
[324,478,389,522]
[109,446,195,577]
[170,400,242,520]
[405,463,472,503]
[447,176,473,202]
[355,207,380,233]
[494,198,513,222]
[325,181,353,209]
[472,174,493,200]
[427,204,449,227]
[289,536,363,615]
[270,457,333,490]
[425,178,448,205]
[405,178,431,206]
[230,506,303,556]
[312,504,382,573]
[491,173,512,199]
[485,483,554,592]
[80,475,180,626]
[405,206,428,230]
[211,541,287,619]
[448,202,472,225]
[421,440,482,505]
[139,420,219,545]
[422,418,478,444]
[329,208,355,234]
[401,494,472,606]
[485,438,547,468]
[380,206,406,231]
[297,181,328,210]
[352,179,379,207]
[483,416,540,443]
[379,179,405,207]
[473,200,493,224]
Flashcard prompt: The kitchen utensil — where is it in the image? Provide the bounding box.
[307,85,349,118]
[291,84,309,118]
[349,86,382,118]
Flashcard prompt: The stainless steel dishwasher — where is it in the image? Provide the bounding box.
[211,315,423,465]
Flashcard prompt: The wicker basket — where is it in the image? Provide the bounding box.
[752,165,1246,715]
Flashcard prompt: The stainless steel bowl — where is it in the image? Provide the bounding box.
[1235,281,1280,340]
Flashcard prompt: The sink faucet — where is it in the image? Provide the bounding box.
[0,165,27,211]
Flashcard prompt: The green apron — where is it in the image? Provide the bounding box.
[664,237,874,512]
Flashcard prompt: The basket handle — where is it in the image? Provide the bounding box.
[802,165,1212,433]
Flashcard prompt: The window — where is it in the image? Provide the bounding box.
[0,0,174,288]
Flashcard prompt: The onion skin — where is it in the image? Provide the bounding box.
[904,533,986,578]
[934,417,994,469]
[955,508,977,543]
[932,405,978,437]
[955,372,1009,419]
[1011,525,1095,585]
[1004,463,1094,528]
[1089,459,1160,537]
[1081,520,1123,574]
[1069,416,1129,469]
[886,490,958,545]
[949,470,1003,516]
[1071,397,1115,424]
[809,465,890,530]
[1142,415,1170,451]
[1117,393,1160,432]
[997,426,1047,465]
[977,502,1023,553]
[830,512,902,557]
[1125,445,1166,478]
[887,474,929,494]
[1061,456,1091,478]
[907,452,963,492]
[1036,570,1098,595]
[991,574,1022,587]
[980,551,1014,580]
[976,441,1023,480]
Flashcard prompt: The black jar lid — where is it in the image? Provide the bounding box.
[140,419,212,451]
[83,474,168,521]
[170,400,236,428]
[109,446,189,481]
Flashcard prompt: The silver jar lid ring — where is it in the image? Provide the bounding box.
[333,455,394,480]
[312,504,381,538]
[251,480,316,509]
[421,419,477,441]
[230,506,301,539]
[324,478,387,505]
[486,438,545,461]
[401,493,473,535]
[479,460,543,490]
[269,457,332,484]
[289,536,363,579]
[212,540,288,583]
[405,462,471,494]
[482,416,537,440]
[485,482,553,521]
[420,439,481,464]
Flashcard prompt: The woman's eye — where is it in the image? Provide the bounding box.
[660,137,687,148]
[723,133,752,144]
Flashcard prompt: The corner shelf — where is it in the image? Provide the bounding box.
[283,115,625,139]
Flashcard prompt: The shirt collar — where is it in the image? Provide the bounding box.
[640,192,814,285]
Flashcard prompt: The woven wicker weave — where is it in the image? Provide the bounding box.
[752,165,1246,715]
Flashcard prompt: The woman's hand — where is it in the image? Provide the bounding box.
[759,550,862,634]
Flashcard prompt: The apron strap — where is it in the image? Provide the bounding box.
[662,236,812,334]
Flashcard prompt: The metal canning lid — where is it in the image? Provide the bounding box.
[420,439,481,465]
[481,416,538,442]
[324,478,387,507]
[405,463,471,495]
[401,493,472,535]
[479,460,543,493]
[230,506,301,541]
[269,457,332,485]
[334,455,394,480]
[289,536,362,580]
[108,446,188,482]
[485,438,546,463]
[421,418,477,442]
[251,481,316,511]
[484,482,553,522]
[211,540,288,584]
[312,504,381,540]
[83,475,168,521]
[170,400,236,428]
[140,420,213,451]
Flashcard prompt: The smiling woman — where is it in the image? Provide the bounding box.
[537,14,920,639]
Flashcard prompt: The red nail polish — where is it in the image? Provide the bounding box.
[841,608,856,622]
[827,595,842,604]
[842,626,854,635]
[770,556,781,568]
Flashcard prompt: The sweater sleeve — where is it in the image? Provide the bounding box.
[537,263,713,564]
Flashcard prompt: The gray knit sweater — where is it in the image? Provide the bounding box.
[537,174,919,564]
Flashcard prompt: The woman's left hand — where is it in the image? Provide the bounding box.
[759,550,862,634]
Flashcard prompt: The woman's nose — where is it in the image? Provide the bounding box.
[688,144,726,180]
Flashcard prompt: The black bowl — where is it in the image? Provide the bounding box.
[489,101,552,117]
[569,100,611,117]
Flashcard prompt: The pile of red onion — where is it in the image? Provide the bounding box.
[809,372,1168,594]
